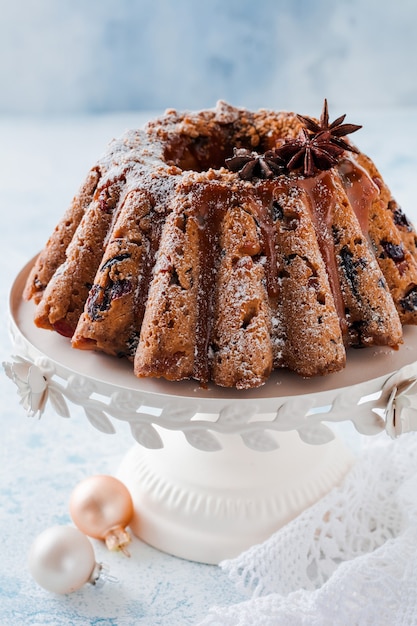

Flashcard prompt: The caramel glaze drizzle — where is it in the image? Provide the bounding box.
[245,184,280,298]
[190,184,279,383]
[337,156,379,236]
[191,186,230,383]
[298,172,349,338]
[134,207,167,351]
[296,158,379,341]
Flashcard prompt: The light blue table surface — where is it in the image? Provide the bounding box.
[1,107,417,625]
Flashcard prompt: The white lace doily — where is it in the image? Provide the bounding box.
[200,433,417,626]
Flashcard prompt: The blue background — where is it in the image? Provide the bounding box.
[2,3,417,624]
[2,0,417,115]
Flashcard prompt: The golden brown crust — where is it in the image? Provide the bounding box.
[354,152,417,322]
[268,180,346,376]
[329,172,403,346]
[211,203,273,389]
[134,197,201,381]
[33,173,125,336]
[71,189,155,357]
[355,151,417,256]
[23,167,101,303]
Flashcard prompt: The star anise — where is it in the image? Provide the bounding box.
[225,100,362,180]
[297,98,362,153]
[274,99,362,177]
[274,128,344,177]
[225,147,285,180]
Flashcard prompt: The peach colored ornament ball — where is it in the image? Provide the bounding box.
[69,475,134,541]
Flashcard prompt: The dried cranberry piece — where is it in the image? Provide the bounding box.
[339,246,367,296]
[400,285,417,312]
[86,279,133,320]
[53,319,75,338]
[110,279,133,300]
[380,240,405,263]
[100,253,131,273]
[86,285,108,320]
[391,202,412,232]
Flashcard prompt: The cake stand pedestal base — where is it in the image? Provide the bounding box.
[118,429,354,564]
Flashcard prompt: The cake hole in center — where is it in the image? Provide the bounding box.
[164,132,253,173]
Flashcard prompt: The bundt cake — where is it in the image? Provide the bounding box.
[23,100,417,389]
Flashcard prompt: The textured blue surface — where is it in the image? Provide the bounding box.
[2,5,417,621]
[1,0,417,114]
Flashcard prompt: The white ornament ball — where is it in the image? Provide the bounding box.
[28,526,98,594]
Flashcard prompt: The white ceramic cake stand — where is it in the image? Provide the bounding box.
[5,258,417,564]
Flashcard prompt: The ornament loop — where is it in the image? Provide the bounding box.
[90,562,119,588]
